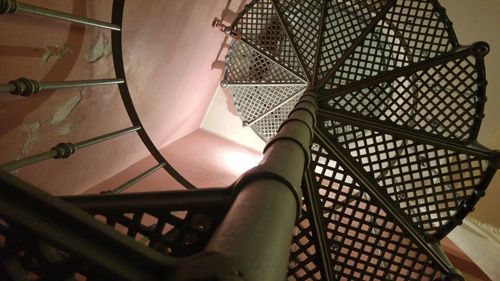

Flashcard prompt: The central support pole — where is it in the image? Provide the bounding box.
[169,91,317,281]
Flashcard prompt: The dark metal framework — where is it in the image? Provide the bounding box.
[0,0,498,280]
[222,0,498,280]
[0,0,195,190]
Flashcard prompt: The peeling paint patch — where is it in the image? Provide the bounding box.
[51,93,82,126]
[12,122,41,174]
[85,33,112,63]
[14,121,41,173]
[19,122,41,157]
[42,44,70,64]
[56,122,73,136]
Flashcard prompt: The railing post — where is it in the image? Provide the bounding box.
[0,78,124,97]
[0,126,141,171]
[0,0,121,31]
[168,91,317,281]
[111,162,166,194]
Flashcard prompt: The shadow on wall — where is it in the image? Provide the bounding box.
[210,0,247,72]
[0,0,87,137]
[210,0,248,117]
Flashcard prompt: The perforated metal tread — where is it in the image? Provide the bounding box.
[225,40,307,84]
[273,0,324,80]
[223,0,497,280]
[318,118,493,237]
[305,139,445,281]
[232,0,308,81]
[0,191,229,280]
[318,51,485,142]
[232,84,306,125]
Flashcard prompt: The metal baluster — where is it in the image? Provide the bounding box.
[0,126,141,171]
[0,78,124,97]
[0,0,121,31]
[111,163,166,194]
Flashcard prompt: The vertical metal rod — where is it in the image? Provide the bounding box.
[15,2,121,31]
[112,163,166,194]
[38,79,125,91]
[74,126,141,150]
[110,0,196,190]
[0,84,15,92]
[1,78,125,96]
[0,151,59,171]
[0,126,141,171]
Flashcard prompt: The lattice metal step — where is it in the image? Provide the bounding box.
[222,0,498,280]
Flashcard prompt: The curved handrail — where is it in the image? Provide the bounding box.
[0,0,196,191]
[110,0,196,190]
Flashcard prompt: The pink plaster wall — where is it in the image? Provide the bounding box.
[0,0,228,195]
[85,129,262,194]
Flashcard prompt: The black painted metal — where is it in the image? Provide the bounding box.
[0,172,235,280]
[0,126,141,171]
[63,188,233,212]
[311,0,328,87]
[1,0,498,280]
[0,0,120,30]
[222,0,499,280]
[310,136,446,280]
[316,43,483,101]
[291,169,335,281]
[316,0,398,89]
[110,0,196,190]
[270,0,311,83]
[231,0,308,82]
[315,128,452,271]
[192,92,316,281]
[317,108,497,240]
[0,170,174,281]
[316,42,489,144]
[64,188,232,258]
[111,162,166,193]
[0,78,124,96]
[317,109,491,159]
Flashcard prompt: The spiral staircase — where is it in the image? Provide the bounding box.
[221,0,499,280]
[0,0,498,280]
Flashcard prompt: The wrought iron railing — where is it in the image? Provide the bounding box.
[0,0,195,190]
[221,0,499,280]
[0,1,311,280]
[1,0,499,280]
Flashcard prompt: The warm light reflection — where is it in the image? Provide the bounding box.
[222,151,262,174]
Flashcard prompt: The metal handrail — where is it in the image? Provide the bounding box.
[0,0,196,191]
